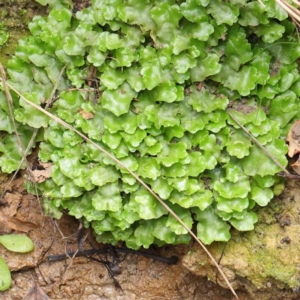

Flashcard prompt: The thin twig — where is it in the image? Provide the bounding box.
[227,109,289,174]
[0,78,238,299]
[0,65,67,198]
[0,65,34,179]
[37,217,57,285]
[47,248,179,264]
[290,0,300,7]
[275,0,300,23]
[257,0,266,8]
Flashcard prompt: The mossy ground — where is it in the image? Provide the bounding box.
[0,0,46,67]
[183,180,300,299]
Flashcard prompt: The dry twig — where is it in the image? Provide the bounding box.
[227,109,290,175]
[0,75,238,299]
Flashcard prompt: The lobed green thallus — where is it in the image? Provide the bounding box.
[0,0,299,249]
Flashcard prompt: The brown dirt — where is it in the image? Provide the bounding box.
[0,174,249,300]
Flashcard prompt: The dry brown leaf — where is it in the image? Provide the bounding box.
[286,120,300,157]
[291,157,300,175]
[0,213,38,232]
[22,282,50,300]
[78,108,94,120]
[31,162,52,183]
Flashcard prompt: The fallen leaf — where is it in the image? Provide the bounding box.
[31,162,52,183]
[291,157,300,175]
[0,213,38,232]
[78,109,94,120]
[22,282,50,300]
[196,82,202,91]
[0,198,7,206]
[286,120,300,157]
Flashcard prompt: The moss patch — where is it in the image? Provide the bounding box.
[0,0,46,67]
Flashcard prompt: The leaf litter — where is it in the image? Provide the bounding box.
[287,120,300,175]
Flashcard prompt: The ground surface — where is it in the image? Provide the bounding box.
[2,1,300,299]
[1,174,300,299]
[0,174,246,300]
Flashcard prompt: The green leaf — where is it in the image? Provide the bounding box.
[226,129,252,159]
[166,204,193,235]
[87,47,107,67]
[134,221,154,248]
[137,157,161,180]
[131,188,167,220]
[0,257,11,291]
[157,141,188,167]
[106,33,123,50]
[216,64,259,96]
[170,190,213,210]
[0,128,36,173]
[153,81,184,103]
[104,111,138,134]
[215,193,249,213]
[184,22,214,42]
[61,181,83,198]
[188,86,228,113]
[145,103,180,129]
[90,165,120,186]
[208,0,239,25]
[92,183,123,212]
[121,128,147,148]
[152,217,176,244]
[239,1,269,26]
[63,32,85,56]
[0,107,13,134]
[0,234,34,253]
[114,47,137,67]
[267,41,300,64]
[214,176,251,199]
[125,65,146,92]
[150,3,182,43]
[224,25,253,71]
[141,60,163,90]
[150,177,173,200]
[224,164,244,183]
[257,21,285,43]
[102,82,137,116]
[0,30,9,46]
[117,1,155,31]
[252,175,274,188]
[172,35,190,55]
[56,90,84,111]
[240,140,288,176]
[194,206,231,244]
[250,49,271,85]
[168,177,200,195]
[180,1,209,23]
[229,211,258,231]
[186,152,208,176]
[100,66,126,89]
[250,186,274,206]
[15,93,50,128]
[268,91,298,127]
[190,53,221,82]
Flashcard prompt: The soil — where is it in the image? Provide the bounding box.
[0,174,247,300]
[1,173,300,300]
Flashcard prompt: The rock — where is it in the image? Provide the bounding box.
[182,180,300,299]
